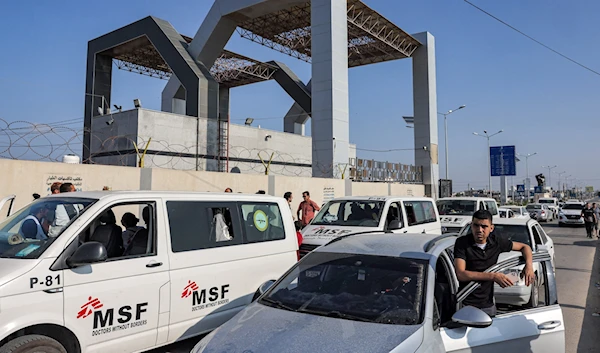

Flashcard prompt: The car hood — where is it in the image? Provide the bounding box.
[196,303,424,353]
[440,216,470,227]
[0,258,38,288]
[301,225,379,245]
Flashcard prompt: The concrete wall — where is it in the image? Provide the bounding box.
[89,108,356,177]
[0,159,423,220]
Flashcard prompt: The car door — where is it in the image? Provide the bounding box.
[441,252,565,353]
[62,200,170,353]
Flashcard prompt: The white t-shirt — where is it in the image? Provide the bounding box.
[475,243,487,250]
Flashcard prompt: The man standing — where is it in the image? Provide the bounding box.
[284,192,295,220]
[297,191,320,227]
[49,182,77,237]
[454,210,535,317]
[582,202,596,239]
[593,203,600,237]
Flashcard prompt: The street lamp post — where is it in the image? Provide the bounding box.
[556,171,566,195]
[438,105,466,180]
[473,129,504,197]
[517,152,537,188]
[541,165,558,192]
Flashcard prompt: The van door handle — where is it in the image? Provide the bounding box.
[146,262,163,268]
[43,288,63,294]
[538,320,561,330]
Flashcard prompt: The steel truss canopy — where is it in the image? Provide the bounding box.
[237,0,422,67]
[110,35,277,87]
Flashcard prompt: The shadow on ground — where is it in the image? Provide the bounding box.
[576,240,599,352]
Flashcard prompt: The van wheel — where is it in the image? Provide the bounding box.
[0,335,67,353]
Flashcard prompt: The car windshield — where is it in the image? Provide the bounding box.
[538,199,554,204]
[311,200,384,227]
[260,252,426,325]
[526,205,542,210]
[464,224,531,247]
[0,197,96,259]
[437,200,477,216]
[562,204,583,210]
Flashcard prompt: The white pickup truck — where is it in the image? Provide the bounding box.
[436,197,500,234]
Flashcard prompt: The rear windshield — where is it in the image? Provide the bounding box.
[464,224,531,247]
[436,200,477,216]
[526,205,542,210]
[0,197,96,259]
[562,204,583,210]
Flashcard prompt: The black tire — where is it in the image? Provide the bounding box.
[0,335,67,353]
[525,276,540,308]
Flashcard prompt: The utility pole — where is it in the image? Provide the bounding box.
[473,130,504,197]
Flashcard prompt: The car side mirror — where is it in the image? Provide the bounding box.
[252,280,276,302]
[451,306,492,328]
[66,242,107,268]
[389,220,403,230]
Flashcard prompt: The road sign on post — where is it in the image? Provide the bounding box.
[490,145,516,176]
[517,184,525,194]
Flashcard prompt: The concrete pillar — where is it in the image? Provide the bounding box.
[412,32,439,198]
[218,86,230,121]
[83,53,112,162]
[311,0,349,178]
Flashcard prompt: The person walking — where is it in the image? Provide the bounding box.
[297,191,320,227]
[593,202,600,238]
[582,202,596,239]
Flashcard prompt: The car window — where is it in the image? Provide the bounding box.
[531,225,543,245]
[485,201,498,216]
[434,254,458,327]
[385,202,404,228]
[535,225,548,244]
[458,257,553,315]
[261,252,427,325]
[404,201,437,226]
[437,200,477,216]
[167,201,243,252]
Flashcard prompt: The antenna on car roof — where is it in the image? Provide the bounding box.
[325,230,393,247]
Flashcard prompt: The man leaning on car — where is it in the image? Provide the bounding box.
[454,210,535,317]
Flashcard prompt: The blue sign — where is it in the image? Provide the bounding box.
[490,145,516,177]
[534,186,543,193]
[516,184,525,193]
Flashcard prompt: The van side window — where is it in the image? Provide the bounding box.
[240,203,285,243]
[485,201,498,216]
[167,201,242,252]
[385,202,404,228]
[404,201,436,226]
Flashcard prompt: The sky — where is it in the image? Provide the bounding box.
[1,0,599,191]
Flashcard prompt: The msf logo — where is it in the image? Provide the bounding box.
[77,297,103,319]
[182,280,199,299]
[77,296,148,329]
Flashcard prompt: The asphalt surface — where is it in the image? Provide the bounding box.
[149,220,600,353]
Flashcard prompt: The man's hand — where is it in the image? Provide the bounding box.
[522,265,535,286]
[493,273,514,288]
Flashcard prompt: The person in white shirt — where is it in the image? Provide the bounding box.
[49,182,78,237]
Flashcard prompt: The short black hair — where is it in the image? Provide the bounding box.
[283,192,292,200]
[303,191,310,197]
[256,190,266,194]
[472,209,493,223]
[60,183,74,193]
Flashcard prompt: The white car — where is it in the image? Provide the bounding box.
[459,218,555,307]
[300,197,441,257]
[526,204,553,222]
[498,208,516,219]
[437,197,500,234]
[0,191,299,353]
[501,206,530,219]
[191,233,565,352]
[558,202,585,226]
[538,198,560,218]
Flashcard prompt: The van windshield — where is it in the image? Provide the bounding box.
[0,197,96,259]
[437,200,477,216]
[311,200,384,227]
[538,199,555,204]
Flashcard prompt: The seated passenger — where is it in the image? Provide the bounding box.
[121,212,143,250]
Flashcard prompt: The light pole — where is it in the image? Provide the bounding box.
[541,165,557,192]
[556,171,566,195]
[517,152,537,184]
[439,105,466,180]
[473,129,504,197]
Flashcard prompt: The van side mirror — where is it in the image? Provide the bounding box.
[252,280,276,302]
[389,220,403,230]
[66,242,107,268]
[452,306,492,328]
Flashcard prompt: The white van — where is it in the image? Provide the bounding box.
[299,196,441,257]
[0,191,298,353]
[436,197,499,233]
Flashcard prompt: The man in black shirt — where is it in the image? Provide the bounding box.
[581,203,596,239]
[454,210,535,317]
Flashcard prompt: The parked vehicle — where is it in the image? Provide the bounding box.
[558,202,585,227]
[501,205,529,219]
[526,204,553,222]
[300,197,441,258]
[436,197,499,234]
[538,198,559,218]
[191,233,565,352]
[459,218,555,307]
[0,191,299,353]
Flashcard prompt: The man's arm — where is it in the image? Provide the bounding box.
[512,241,535,286]
[454,258,514,288]
[297,203,302,220]
[312,200,321,211]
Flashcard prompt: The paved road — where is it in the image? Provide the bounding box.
[150,221,600,353]
[541,220,599,353]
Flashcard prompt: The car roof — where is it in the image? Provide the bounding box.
[44,190,283,202]
[314,232,453,260]
[327,196,431,202]
[438,197,495,201]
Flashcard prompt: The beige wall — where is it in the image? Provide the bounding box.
[0,159,424,218]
